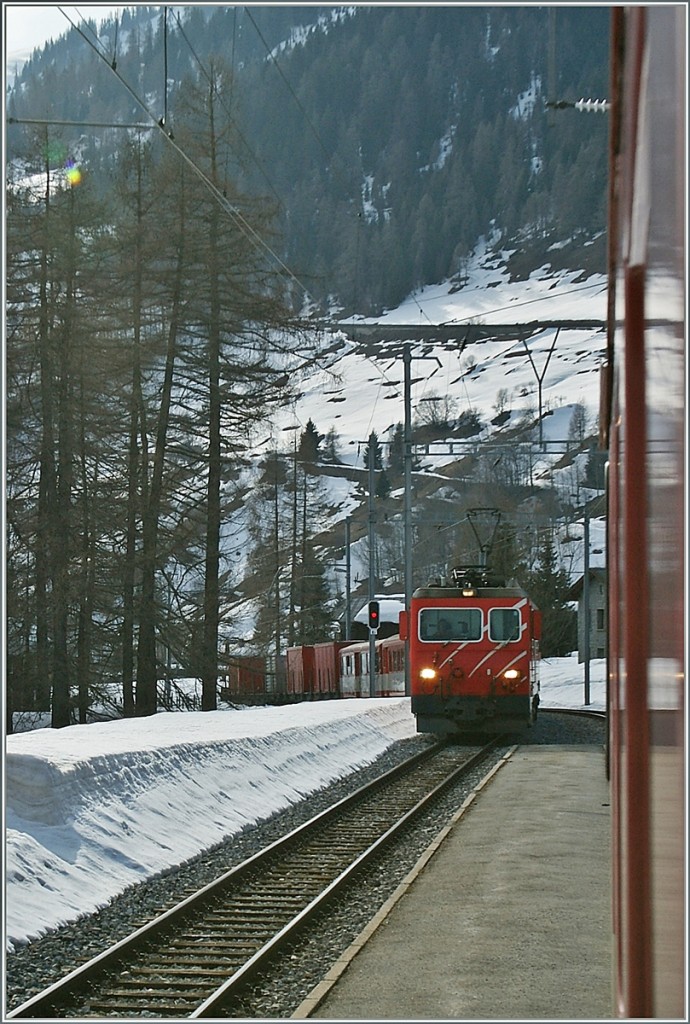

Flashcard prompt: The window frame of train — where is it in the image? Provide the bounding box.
[418,607,482,642]
[488,607,522,642]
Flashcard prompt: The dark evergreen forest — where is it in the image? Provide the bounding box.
[7,5,610,314]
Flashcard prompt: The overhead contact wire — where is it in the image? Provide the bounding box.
[55,7,318,311]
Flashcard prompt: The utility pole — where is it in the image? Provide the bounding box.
[344,518,352,641]
[402,344,441,697]
[368,436,377,697]
[403,346,412,697]
[583,505,591,704]
[519,328,560,449]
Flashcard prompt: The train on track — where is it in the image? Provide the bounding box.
[219,636,406,704]
[222,562,541,736]
[224,11,686,1016]
[401,564,541,736]
[603,6,685,1018]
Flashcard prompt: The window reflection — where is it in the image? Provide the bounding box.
[489,608,520,641]
[419,608,482,641]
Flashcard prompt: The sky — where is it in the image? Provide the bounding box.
[4,4,128,65]
[5,657,605,954]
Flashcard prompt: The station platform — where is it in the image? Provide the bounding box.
[293,744,613,1021]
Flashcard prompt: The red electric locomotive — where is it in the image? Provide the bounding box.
[400,565,541,735]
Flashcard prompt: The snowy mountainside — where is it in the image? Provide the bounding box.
[285,238,608,452]
[222,241,608,645]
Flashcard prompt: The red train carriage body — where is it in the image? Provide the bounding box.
[286,641,349,698]
[401,567,541,735]
[221,656,267,699]
[286,645,311,696]
[604,7,686,1018]
[339,635,406,698]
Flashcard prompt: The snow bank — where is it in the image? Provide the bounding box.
[5,699,416,949]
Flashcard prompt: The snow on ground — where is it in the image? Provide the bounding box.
[4,657,603,952]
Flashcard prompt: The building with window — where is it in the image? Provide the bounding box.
[568,569,607,661]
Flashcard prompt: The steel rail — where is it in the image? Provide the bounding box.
[8,739,499,1019]
[192,740,499,1017]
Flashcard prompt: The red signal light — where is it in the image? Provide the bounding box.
[368,600,380,631]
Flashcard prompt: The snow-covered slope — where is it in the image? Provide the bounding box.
[224,240,608,632]
[269,238,607,456]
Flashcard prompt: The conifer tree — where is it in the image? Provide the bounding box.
[388,423,405,476]
[295,542,333,644]
[322,426,341,464]
[364,431,383,470]
[173,60,306,710]
[298,419,323,463]
[526,529,576,657]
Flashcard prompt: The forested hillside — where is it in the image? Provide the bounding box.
[7,4,610,312]
[5,5,610,727]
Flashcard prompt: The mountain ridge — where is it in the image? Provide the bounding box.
[6,4,610,312]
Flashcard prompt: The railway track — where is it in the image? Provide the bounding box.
[8,737,501,1020]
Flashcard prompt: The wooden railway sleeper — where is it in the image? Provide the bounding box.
[217,893,303,905]
[112,975,222,989]
[86,999,202,1014]
[92,982,218,997]
[198,905,298,921]
[192,911,297,925]
[128,966,237,977]
[151,948,260,962]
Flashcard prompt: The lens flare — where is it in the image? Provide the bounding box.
[65,160,82,187]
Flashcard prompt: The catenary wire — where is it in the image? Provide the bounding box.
[55,6,319,312]
[31,7,606,434]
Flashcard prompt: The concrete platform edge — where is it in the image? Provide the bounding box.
[290,745,519,1020]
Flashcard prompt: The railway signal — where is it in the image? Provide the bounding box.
[368,600,380,632]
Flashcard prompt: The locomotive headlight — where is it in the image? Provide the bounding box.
[420,667,437,681]
[503,669,520,680]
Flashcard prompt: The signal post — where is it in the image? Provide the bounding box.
[368,600,379,697]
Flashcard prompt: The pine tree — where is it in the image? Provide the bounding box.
[322,426,341,464]
[526,529,577,657]
[298,419,323,463]
[294,543,333,644]
[376,469,392,500]
[568,403,589,445]
[363,431,383,470]
[388,423,405,476]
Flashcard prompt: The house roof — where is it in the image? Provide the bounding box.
[568,567,607,600]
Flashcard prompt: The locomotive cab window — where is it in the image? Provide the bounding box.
[419,608,481,641]
[489,607,521,642]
